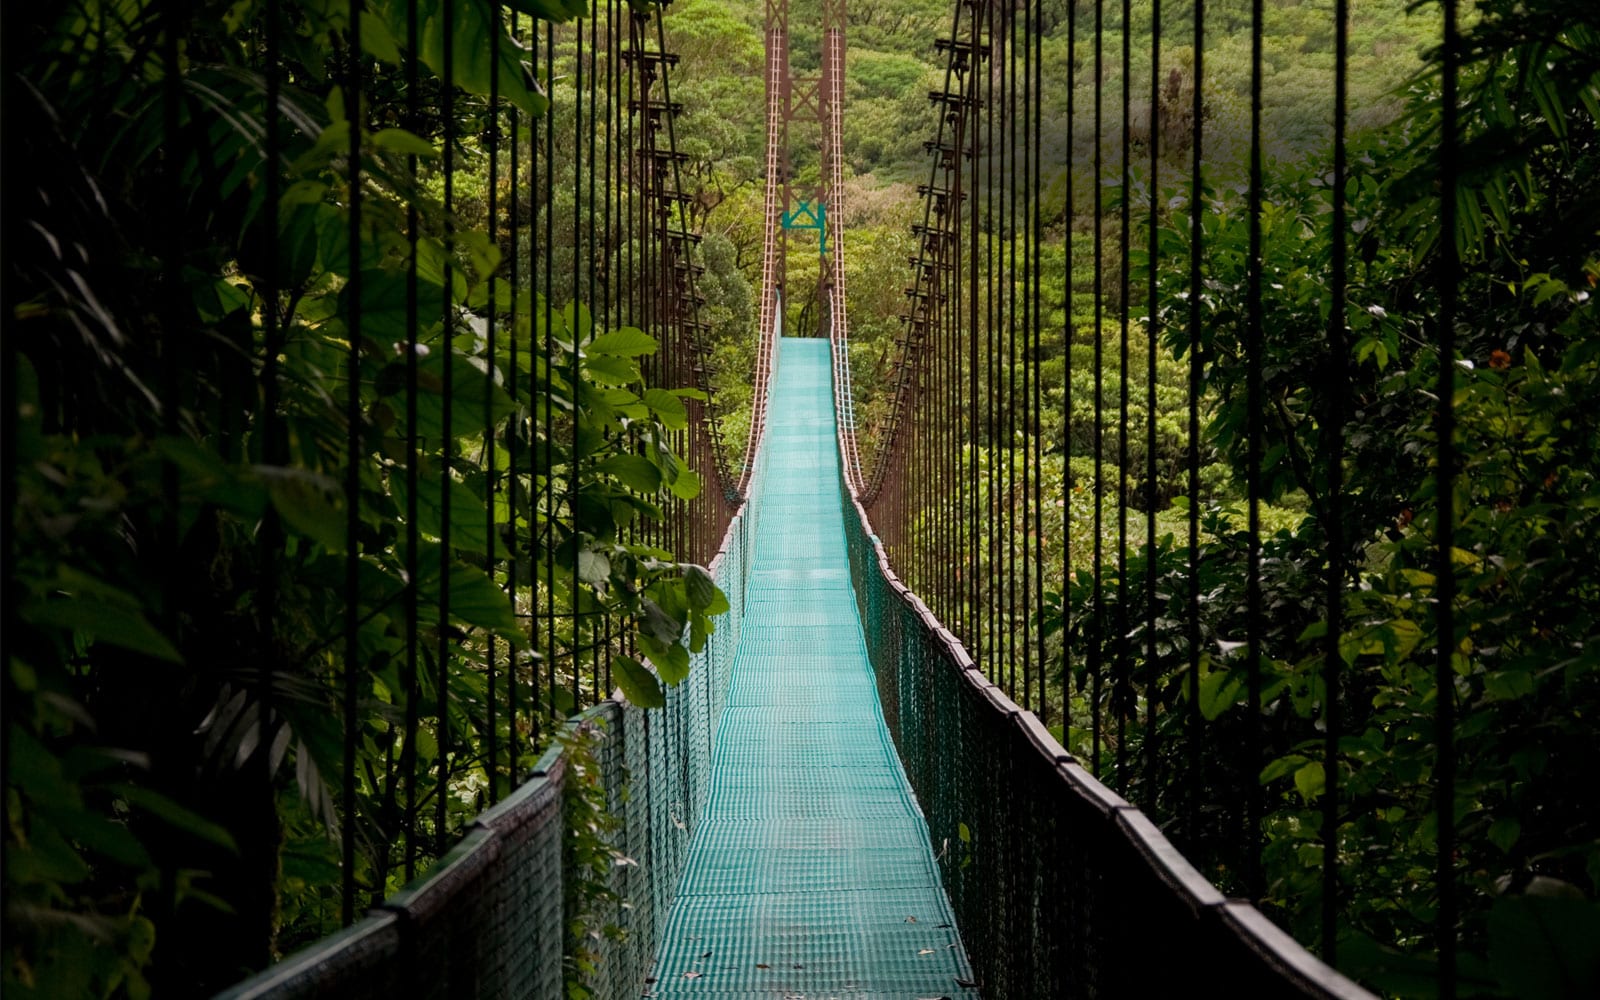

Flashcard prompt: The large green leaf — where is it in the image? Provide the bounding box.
[641,636,691,687]
[339,268,446,345]
[666,464,702,501]
[259,466,346,552]
[502,0,589,20]
[453,0,546,117]
[1196,664,1243,722]
[642,388,688,430]
[415,544,523,641]
[577,548,611,587]
[391,470,492,555]
[21,598,182,664]
[586,327,657,358]
[597,454,662,494]
[1489,896,1600,1000]
[155,437,268,519]
[640,597,683,647]
[612,655,664,709]
[584,354,643,386]
[111,785,238,852]
[381,0,550,118]
[1292,761,1325,804]
[682,565,729,616]
[413,350,518,444]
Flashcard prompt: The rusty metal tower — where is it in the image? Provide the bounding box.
[746,0,848,486]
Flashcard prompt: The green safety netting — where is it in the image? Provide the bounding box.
[214,333,1368,1000]
[214,441,751,1000]
[647,338,979,999]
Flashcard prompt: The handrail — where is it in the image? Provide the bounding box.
[214,460,761,1000]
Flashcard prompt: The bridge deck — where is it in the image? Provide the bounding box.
[649,339,977,998]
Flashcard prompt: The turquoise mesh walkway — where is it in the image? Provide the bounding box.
[648,339,978,999]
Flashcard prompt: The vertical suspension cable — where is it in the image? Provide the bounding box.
[588,4,602,703]
[1017,0,1029,709]
[156,9,185,950]
[1321,0,1349,966]
[621,4,634,516]
[1007,0,1021,705]
[436,0,456,858]
[543,21,558,724]
[528,14,545,749]
[1115,0,1132,786]
[984,0,998,678]
[1244,0,1265,900]
[485,0,502,805]
[572,11,585,711]
[1144,0,1162,784]
[403,0,421,881]
[1184,0,1205,844]
[1090,0,1105,777]
[258,0,288,916]
[966,3,982,670]
[1435,0,1461,993]
[604,0,617,691]
[1030,0,1045,723]
[158,0,182,673]
[1062,0,1077,741]
[341,0,362,926]
[946,116,957,631]
[506,8,522,784]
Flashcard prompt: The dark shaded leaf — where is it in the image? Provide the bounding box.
[1489,896,1600,1000]
[21,599,182,663]
[111,785,237,853]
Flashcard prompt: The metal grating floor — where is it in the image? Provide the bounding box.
[648,339,978,999]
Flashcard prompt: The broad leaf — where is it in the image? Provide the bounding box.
[612,655,664,709]
[643,388,688,430]
[340,268,446,344]
[597,454,662,494]
[392,470,492,555]
[586,327,657,357]
[21,598,182,664]
[683,565,728,616]
[1488,896,1600,1000]
[416,544,523,641]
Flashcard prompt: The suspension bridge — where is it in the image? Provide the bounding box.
[199,1,1375,996]
[10,0,1590,998]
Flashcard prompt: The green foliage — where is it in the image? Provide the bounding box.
[1052,1,1600,993]
[559,720,630,999]
[7,0,721,995]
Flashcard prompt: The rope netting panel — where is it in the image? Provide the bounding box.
[216,498,749,1000]
[842,450,1372,999]
[648,339,978,999]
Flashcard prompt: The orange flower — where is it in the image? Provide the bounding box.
[1489,349,1512,370]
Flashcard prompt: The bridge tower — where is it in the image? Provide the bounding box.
[763,0,844,332]
[748,0,849,487]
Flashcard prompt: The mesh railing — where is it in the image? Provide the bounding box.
[837,362,1374,999]
[215,480,754,1000]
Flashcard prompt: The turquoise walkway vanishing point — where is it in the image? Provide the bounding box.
[648,339,980,999]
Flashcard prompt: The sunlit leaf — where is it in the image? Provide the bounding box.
[612,655,664,709]
[597,454,662,494]
[643,388,688,430]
